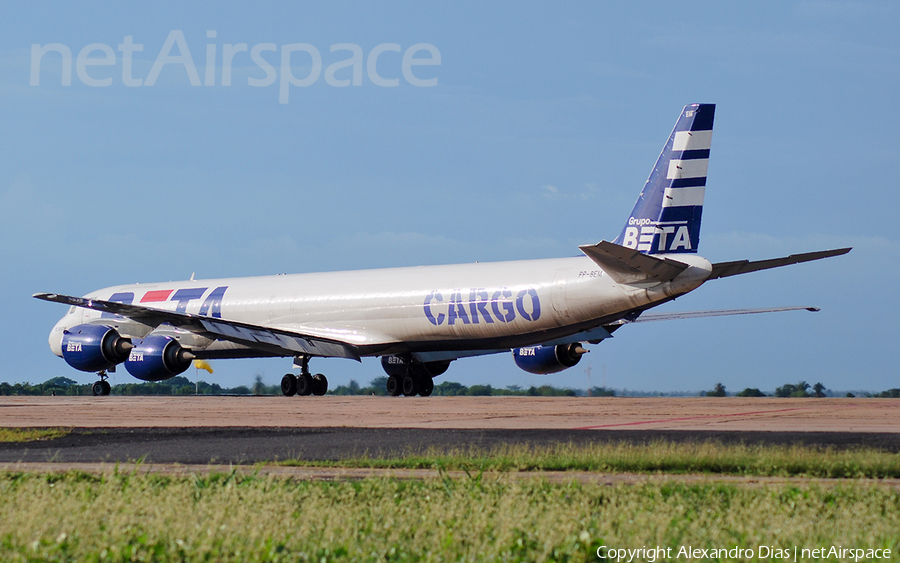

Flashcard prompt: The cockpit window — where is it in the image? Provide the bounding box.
[67,306,76,315]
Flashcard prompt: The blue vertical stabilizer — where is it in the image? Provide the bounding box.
[614,103,715,254]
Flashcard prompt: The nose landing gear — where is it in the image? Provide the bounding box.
[91,371,111,396]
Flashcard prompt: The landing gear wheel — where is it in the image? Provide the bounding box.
[281,373,298,396]
[312,374,328,396]
[401,374,418,397]
[386,374,402,396]
[92,379,111,396]
[418,377,434,397]
[92,370,111,396]
[297,373,313,396]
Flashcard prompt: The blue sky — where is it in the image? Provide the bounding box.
[1,1,897,393]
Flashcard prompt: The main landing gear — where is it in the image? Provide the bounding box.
[281,356,328,397]
[386,373,434,397]
[91,370,111,396]
[381,355,445,397]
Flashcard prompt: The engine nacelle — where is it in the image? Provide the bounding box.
[381,355,451,378]
[513,343,588,375]
[124,335,195,381]
[60,324,133,372]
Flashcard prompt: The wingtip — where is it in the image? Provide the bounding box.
[806,307,821,312]
[820,247,851,258]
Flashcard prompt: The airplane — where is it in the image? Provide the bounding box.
[35,103,850,397]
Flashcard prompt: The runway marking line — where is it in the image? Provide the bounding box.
[575,406,814,430]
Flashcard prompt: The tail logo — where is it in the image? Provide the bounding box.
[615,103,715,255]
[622,224,692,252]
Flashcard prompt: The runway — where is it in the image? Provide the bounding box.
[1,396,897,431]
[0,396,897,466]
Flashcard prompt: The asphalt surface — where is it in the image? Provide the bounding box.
[5,396,898,432]
[2,427,899,465]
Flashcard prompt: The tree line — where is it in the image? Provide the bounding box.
[328,377,616,397]
[0,376,272,397]
[2,376,896,398]
[0,375,612,397]
[704,381,900,398]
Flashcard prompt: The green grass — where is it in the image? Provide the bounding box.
[0,470,896,562]
[279,440,900,478]
[0,427,70,443]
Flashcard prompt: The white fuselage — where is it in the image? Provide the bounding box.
[50,254,713,359]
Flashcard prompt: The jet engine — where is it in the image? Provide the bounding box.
[124,335,195,381]
[60,324,133,372]
[513,343,588,375]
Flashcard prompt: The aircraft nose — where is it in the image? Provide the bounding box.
[49,318,65,357]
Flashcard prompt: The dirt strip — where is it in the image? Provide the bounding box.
[2,461,898,489]
[1,396,898,432]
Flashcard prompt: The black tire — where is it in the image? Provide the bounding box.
[401,374,418,396]
[297,373,313,396]
[418,377,434,397]
[281,373,298,396]
[92,381,105,396]
[101,380,111,395]
[312,374,328,396]
[386,374,402,396]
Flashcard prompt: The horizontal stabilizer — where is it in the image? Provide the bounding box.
[579,240,689,284]
[32,292,361,361]
[708,248,851,280]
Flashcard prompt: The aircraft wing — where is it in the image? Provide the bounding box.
[32,292,361,361]
[708,248,851,280]
[616,306,821,325]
